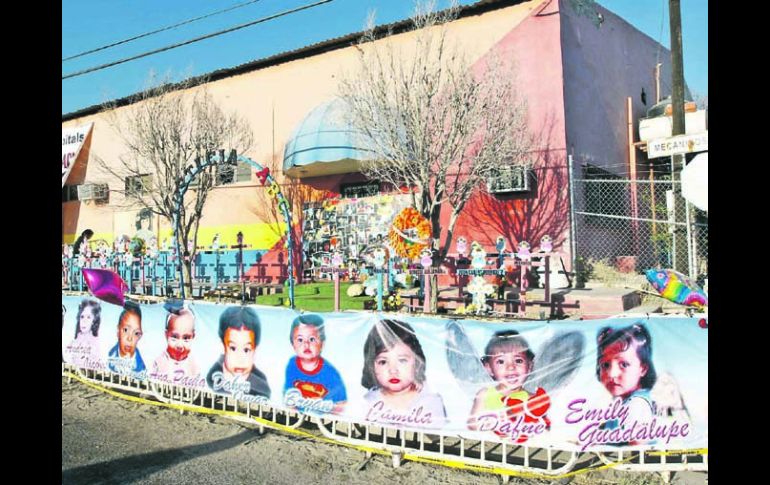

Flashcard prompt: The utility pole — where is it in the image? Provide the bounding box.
[669,0,689,273]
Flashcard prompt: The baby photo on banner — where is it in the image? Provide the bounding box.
[62,295,707,452]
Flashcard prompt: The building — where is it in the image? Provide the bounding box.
[62,0,675,284]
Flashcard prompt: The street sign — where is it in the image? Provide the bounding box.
[647,131,708,158]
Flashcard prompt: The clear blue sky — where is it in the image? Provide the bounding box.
[62,0,708,115]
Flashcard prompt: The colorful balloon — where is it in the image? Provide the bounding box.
[645,269,708,308]
[82,268,128,306]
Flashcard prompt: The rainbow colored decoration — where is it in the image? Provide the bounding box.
[645,269,708,308]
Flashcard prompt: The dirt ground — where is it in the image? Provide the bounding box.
[61,378,706,485]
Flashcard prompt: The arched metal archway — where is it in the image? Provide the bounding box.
[172,152,294,307]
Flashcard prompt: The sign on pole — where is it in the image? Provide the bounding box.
[647,131,708,159]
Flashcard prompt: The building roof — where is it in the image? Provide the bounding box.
[62,0,527,121]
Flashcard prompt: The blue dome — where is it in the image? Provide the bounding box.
[283,98,374,178]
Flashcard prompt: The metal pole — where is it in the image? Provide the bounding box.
[567,154,578,274]
[669,156,677,271]
[213,246,219,290]
[544,255,551,303]
[127,256,133,294]
[519,263,527,317]
[282,204,295,309]
[333,271,340,312]
[669,0,689,273]
[140,255,145,295]
[163,251,168,296]
[685,200,694,278]
[627,97,640,257]
[237,231,246,304]
[650,162,659,265]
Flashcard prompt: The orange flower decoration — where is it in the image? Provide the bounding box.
[389,207,431,259]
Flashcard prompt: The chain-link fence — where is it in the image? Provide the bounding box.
[571,160,707,282]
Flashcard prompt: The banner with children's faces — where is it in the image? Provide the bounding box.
[61,296,708,452]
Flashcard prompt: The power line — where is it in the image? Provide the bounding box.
[62,0,334,80]
[62,0,266,62]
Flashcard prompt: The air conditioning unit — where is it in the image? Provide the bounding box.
[487,166,530,193]
[78,183,109,201]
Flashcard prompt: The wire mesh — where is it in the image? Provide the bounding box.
[571,163,707,281]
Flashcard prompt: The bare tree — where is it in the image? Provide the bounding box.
[339,1,533,309]
[250,152,332,281]
[96,75,253,296]
[692,92,708,110]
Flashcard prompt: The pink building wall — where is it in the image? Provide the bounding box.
[448,0,571,269]
[558,0,678,262]
[559,0,675,172]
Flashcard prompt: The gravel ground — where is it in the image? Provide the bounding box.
[62,378,706,485]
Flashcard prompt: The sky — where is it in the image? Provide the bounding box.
[61,0,708,115]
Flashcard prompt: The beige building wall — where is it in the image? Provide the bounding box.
[62,0,548,249]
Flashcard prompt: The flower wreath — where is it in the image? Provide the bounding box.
[388,207,431,259]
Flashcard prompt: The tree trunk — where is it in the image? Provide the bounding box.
[291,226,303,282]
[429,208,443,314]
[182,259,193,299]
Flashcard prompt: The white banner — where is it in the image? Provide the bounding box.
[62,297,708,452]
[62,123,94,187]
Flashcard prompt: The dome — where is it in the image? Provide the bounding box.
[283,98,374,178]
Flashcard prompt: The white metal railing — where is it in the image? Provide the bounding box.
[62,363,707,481]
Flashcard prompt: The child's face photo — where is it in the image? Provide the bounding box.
[166,313,195,362]
[484,345,532,391]
[118,313,143,358]
[374,342,417,394]
[292,324,323,364]
[599,341,647,399]
[79,306,94,334]
[223,327,255,377]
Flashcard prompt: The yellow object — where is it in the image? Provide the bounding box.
[63,370,707,480]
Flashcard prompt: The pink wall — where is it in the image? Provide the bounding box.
[447,0,571,269]
[559,0,675,173]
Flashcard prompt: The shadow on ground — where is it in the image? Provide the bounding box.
[62,429,257,484]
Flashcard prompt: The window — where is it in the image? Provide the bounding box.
[62,185,80,202]
[487,166,530,193]
[340,181,380,198]
[215,164,234,186]
[215,159,253,186]
[78,184,109,202]
[234,160,252,182]
[125,174,153,197]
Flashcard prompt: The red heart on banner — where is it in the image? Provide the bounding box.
[503,390,528,421]
[527,387,551,418]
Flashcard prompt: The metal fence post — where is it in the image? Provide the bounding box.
[567,154,578,273]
